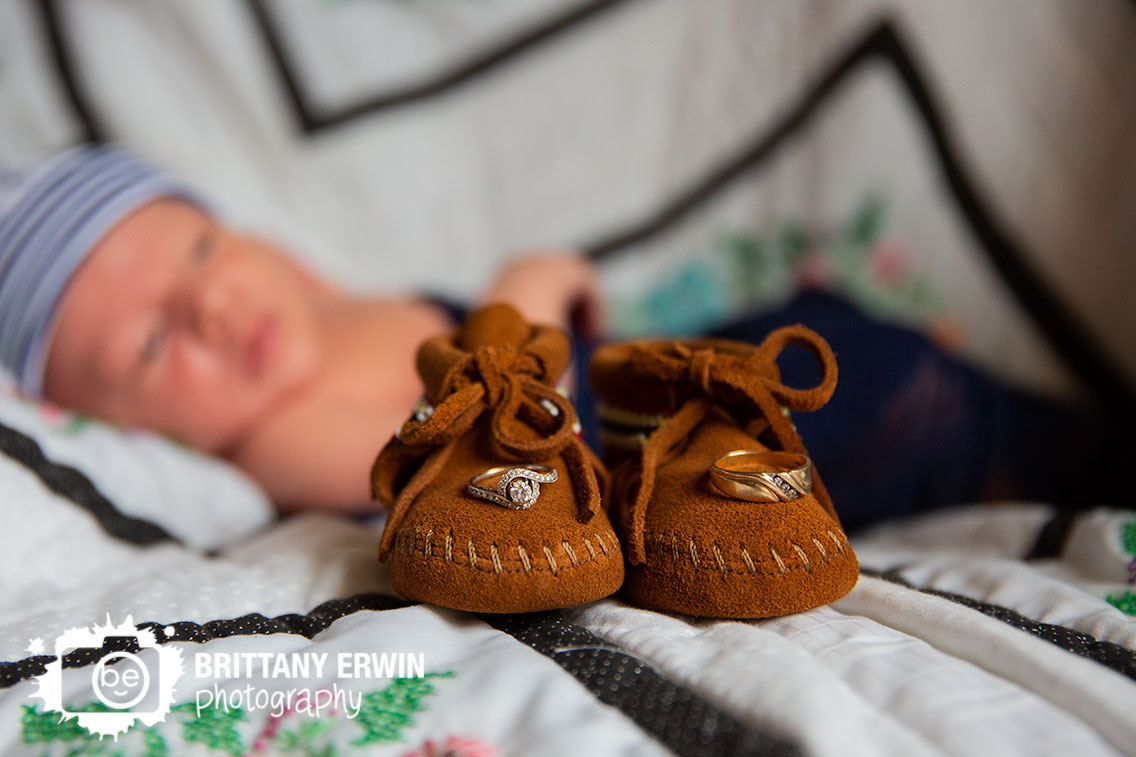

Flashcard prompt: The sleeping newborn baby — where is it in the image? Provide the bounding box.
[0,144,602,512]
[4,145,1118,531]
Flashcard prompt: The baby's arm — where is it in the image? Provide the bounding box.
[478,252,605,337]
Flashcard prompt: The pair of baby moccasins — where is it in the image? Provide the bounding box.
[371,304,858,618]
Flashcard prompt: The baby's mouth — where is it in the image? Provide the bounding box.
[244,316,278,379]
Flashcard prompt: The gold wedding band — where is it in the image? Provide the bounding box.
[710,450,812,503]
[467,465,558,509]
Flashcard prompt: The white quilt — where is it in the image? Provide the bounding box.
[1,384,1135,756]
[1,1,1134,754]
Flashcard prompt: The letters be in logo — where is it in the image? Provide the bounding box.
[32,617,184,739]
[93,650,151,711]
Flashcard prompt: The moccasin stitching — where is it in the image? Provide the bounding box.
[394,526,620,577]
[641,529,849,577]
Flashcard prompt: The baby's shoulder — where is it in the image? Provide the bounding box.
[226,389,407,511]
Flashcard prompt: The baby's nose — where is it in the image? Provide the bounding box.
[191,278,244,348]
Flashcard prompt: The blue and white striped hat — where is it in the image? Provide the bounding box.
[0,144,200,397]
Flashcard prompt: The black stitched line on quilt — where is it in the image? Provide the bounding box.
[246,0,643,133]
[0,593,414,689]
[0,420,177,546]
[35,0,106,144]
[1024,508,1081,560]
[4,597,800,755]
[861,567,1136,681]
[581,19,1136,420]
[485,611,802,757]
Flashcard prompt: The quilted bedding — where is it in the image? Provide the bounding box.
[2,0,1135,754]
[2,385,1135,757]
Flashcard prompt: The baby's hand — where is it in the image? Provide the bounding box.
[479,251,606,337]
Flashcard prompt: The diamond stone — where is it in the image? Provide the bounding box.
[507,478,538,506]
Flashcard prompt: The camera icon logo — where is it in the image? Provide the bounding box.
[32,616,184,739]
[92,651,151,710]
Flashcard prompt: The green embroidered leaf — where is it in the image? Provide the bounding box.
[21,705,97,745]
[21,703,174,756]
[1105,590,1136,616]
[274,718,335,751]
[847,195,887,248]
[1120,519,1136,557]
[775,222,809,263]
[64,415,92,435]
[141,727,169,757]
[273,724,339,757]
[275,729,303,750]
[21,702,127,754]
[299,718,335,740]
[351,672,454,746]
[173,702,247,755]
[716,230,775,303]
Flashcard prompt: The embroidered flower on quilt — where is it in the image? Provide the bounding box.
[403,735,500,757]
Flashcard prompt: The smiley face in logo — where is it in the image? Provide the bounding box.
[92,652,150,710]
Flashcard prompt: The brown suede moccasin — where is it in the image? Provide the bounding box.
[589,325,858,618]
[372,304,623,613]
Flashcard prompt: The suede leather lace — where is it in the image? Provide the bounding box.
[623,325,838,564]
[374,342,605,560]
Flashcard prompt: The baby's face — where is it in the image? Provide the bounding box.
[43,199,326,453]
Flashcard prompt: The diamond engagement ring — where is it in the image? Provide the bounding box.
[467,465,558,509]
[710,450,813,503]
